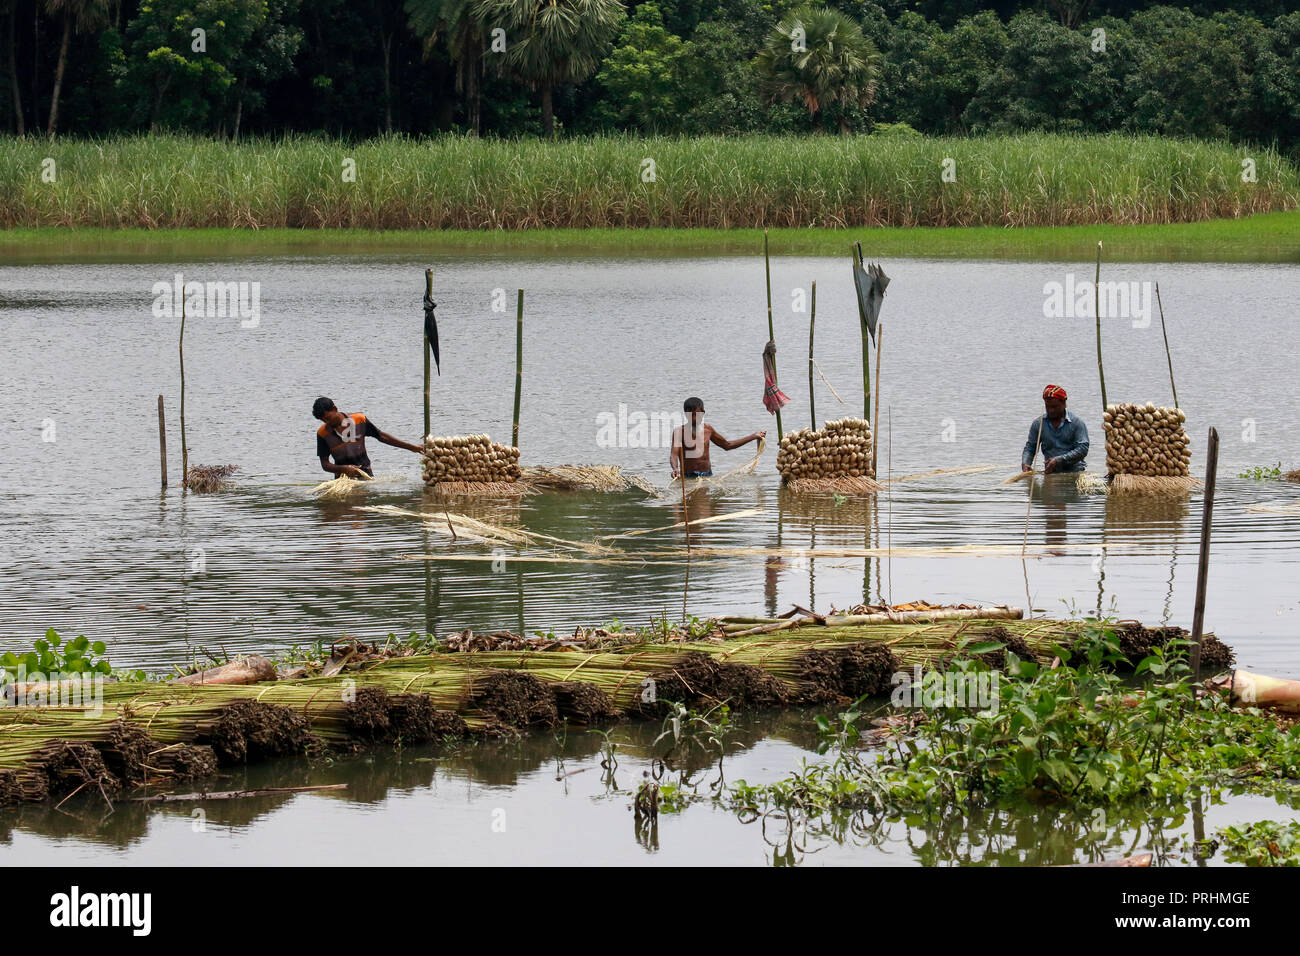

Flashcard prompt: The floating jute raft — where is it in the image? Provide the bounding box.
[777,418,883,494]
[1104,403,1199,495]
[0,607,1234,805]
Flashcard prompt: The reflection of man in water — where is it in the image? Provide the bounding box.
[1021,385,1089,475]
[669,397,765,479]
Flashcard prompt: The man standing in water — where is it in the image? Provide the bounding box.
[670,397,766,479]
[313,397,423,478]
[1021,384,1089,474]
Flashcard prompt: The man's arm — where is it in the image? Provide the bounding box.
[1022,420,1042,471]
[710,429,765,451]
[320,454,365,478]
[669,426,683,476]
[375,429,422,454]
[366,419,421,454]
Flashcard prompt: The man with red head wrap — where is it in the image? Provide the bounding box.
[1021,385,1089,474]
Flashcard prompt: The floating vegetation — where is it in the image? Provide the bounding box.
[521,465,658,495]
[184,464,239,493]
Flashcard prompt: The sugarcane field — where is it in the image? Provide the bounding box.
[4,0,1300,935]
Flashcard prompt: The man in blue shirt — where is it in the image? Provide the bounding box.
[1021,384,1089,474]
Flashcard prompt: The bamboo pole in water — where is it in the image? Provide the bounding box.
[513,289,523,449]
[1155,282,1179,409]
[1094,242,1107,413]
[157,395,167,489]
[1190,426,1219,680]
[424,269,432,438]
[179,294,188,485]
[872,323,883,477]
[764,230,782,441]
[807,280,816,430]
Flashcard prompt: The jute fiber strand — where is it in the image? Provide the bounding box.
[1104,402,1199,495]
[522,465,659,495]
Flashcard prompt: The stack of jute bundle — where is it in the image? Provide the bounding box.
[422,434,524,494]
[777,418,882,493]
[1104,403,1198,495]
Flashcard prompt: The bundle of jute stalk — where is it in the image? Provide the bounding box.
[1104,403,1197,494]
[777,417,881,492]
[422,433,522,492]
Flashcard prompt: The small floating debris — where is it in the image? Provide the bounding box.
[184,464,239,493]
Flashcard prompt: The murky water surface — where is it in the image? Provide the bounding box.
[1,250,1297,863]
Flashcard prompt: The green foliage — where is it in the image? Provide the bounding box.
[870,121,920,137]
[595,3,686,131]
[730,631,1300,822]
[3,132,1293,230]
[1216,820,1300,866]
[120,0,301,132]
[0,629,112,680]
[1238,462,1283,480]
[754,5,882,131]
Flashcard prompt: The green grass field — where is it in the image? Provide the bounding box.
[1,132,1295,233]
[4,212,1298,263]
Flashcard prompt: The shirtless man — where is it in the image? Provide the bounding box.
[669,397,766,479]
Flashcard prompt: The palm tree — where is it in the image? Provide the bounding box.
[474,0,625,136]
[755,6,881,133]
[43,0,110,135]
[408,0,488,135]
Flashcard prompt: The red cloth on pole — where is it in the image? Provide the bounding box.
[763,341,790,414]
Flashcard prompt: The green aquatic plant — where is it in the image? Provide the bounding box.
[728,635,1300,821]
[0,630,112,681]
[1215,820,1300,866]
[1237,462,1283,480]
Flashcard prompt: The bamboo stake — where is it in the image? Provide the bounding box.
[1155,282,1179,409]
[513,289,523,449]
[872,322,883,477]
[157,394,167,489]
[179,291,188,485]
[424,269,432,438]
[1094,241,1107,413]
[764,230,782,441]
[1190,426,1219,680]
[808,280,816,430]
[855,243,871,423]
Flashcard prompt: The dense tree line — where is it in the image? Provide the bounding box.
[3,0,1298,155]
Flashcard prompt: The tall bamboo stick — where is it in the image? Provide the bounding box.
[424,269,432,438]
[512,289,523,449]
[1155,282,1179,409]
[764,230,783,441]
[872,323,883,477]
[807,280,816,430]
[1094,242,1107,413]
[157,394,167,489]
[179,292,188,485]
[1190,426,1219,680]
